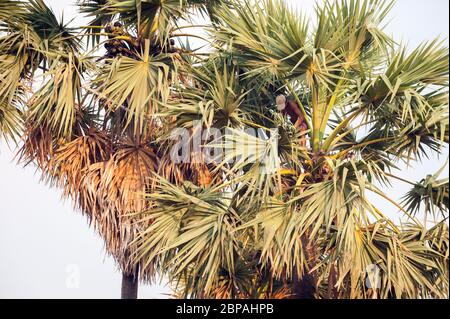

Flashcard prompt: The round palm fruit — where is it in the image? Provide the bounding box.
[104,25,113,34]
[132,39,140,48]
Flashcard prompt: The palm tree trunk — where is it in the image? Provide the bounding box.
[121,267,139,299]
[292,267,316,299]
[291,235,317,299]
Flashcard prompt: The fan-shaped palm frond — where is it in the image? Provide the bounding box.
[2,0,80,54]
[163,61,250,129]
[338,222,448,299]
[0,0,25,22]
[134,178,240,297]
[25,0,81,52]
[237,199,308,280]
[27,54,91,138]
[354,41,449,157]
[0,98,22,142]
[79,0,226,47]
[0,30,43,103]
[93,41,172,134]
[402,163,449,218]
[213,0,309,79]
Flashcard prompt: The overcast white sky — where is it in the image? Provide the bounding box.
[0,0,449,299]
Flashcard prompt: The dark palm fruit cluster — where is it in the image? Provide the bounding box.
[104,22,139,59]
[149,38,179,55]
[103,21,179,59]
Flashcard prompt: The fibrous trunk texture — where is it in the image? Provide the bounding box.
[121,268,139,299]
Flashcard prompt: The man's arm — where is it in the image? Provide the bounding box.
[286,101,304,119]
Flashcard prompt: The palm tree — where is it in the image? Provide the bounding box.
[130,0,449,299]
[1,0,225,298]
[0,0,448,299]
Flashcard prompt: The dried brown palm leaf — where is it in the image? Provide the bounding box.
[158,152,217,188]
[156,126,219,187]
[80,138,158,275]
[18,104,96,172]
[52,128,112,201]
[18,121,60,172]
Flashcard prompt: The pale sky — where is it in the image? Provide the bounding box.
[0,0,449,299]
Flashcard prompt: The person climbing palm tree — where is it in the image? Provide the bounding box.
[276,94,308,146]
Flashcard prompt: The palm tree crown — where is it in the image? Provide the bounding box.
[0,0,448,299]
